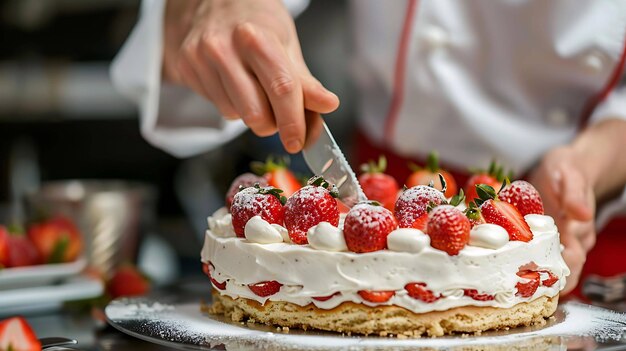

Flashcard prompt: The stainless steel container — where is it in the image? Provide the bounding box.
[24,180,157,278]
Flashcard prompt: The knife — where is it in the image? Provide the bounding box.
[302,119,367,208]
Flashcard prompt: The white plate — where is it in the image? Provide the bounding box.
[0,275,103,316]
[0,257,87,290]
[105,298,626,350]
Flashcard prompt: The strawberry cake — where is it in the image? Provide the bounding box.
[201,169,570,337]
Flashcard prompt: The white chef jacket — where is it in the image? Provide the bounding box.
[111,0,626,174]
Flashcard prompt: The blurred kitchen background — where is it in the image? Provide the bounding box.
[0,0,355,285]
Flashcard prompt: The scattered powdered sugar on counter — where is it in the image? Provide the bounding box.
[105,298,626,350]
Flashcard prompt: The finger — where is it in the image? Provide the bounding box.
[560,228,587,295]
[235,23,305,153]
[300,75,340,114]
[303,109,324,149]
[179,39,239,118]
[201,31,277,137]
[560,169,594,221]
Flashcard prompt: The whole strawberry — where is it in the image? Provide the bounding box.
[358,156,399,211]
[251,156,302,197]
[0,226,9,268]
[498,180,544,216]
[464,161,510,205]
[284,176,339,244]
[225,173,268,210]
[231,185,286,237]
[394,183,446,230]
[406,151,457,198]
[475,184,533,242]
[27,216,83,264]
[343,201,397,253]
[4,225,41,267]
[426,205,470,255]
[108,265,150,298]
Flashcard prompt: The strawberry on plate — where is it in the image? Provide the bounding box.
[426,204,470,255]
[0,316,41,351]
[394,182,446,230]
[251,156,301,197]
[498,180,544,216]
[0,226,9,268]
[405,151,457,198]
[358,156,399,211]
[474,184,533,242]
[5,226,41,268]
[248,281,282,297]
[27,216,83,264]
[405,282,439,303]
[108,264,150,299]
[230,185,286,237]
[284,176,339,245]
[225,173,268,210]
[515,270,540,298]
[343,201,397,253]
[358,290,395,303]
[464,161,510,205]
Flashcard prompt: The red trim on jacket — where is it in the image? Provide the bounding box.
[383,0,419,143]
[578,35,626,129]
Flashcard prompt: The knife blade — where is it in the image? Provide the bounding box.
[302,121,367,208]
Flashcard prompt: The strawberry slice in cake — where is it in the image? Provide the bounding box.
[201,167,569,337]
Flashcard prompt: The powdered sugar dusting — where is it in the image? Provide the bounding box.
[106,298,626,350]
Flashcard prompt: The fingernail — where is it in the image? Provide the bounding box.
[286,139,302,152]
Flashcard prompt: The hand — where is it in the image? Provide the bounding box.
[162,0,339,153]
[529,146,596,295]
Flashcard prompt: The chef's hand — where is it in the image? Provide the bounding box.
[530,146,595,295]
[162,0,339,153]
[530,118,626,295]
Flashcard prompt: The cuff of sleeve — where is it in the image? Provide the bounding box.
[589,86,626,125]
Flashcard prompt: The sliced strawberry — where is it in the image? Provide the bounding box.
[358,156,400,211]
[312,292,341,302]
[0,317,41,351]
[405,282,439,303]
[410,213,429,231]
[248,281,282,297]
[0,226,9,268]
[225,173,268,210]
[426,205,470,255]
[405,152,457,198]
[475,184,533,242]
[343,201,397,253]
[515,271,541,298]
[539,270,558,287]
[499,180,544,216]
[202,262,226,290]
[231,185,286,237]
[251,156,301,197]
[108,265,150,298]
[358,290,395,303]
[463,289,495,301]
[27,216,83,264]
[336,199,350,214]
[394,185,445,229]
[284,176,339,244]
[464,161,509,205]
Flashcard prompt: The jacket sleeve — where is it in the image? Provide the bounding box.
[110,0,310,158]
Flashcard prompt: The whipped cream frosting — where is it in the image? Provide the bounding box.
[469,224,509,249]
[201,208,570,313]
[307,222,347,251]
[244,216,284,244]
[386,228,430,253]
